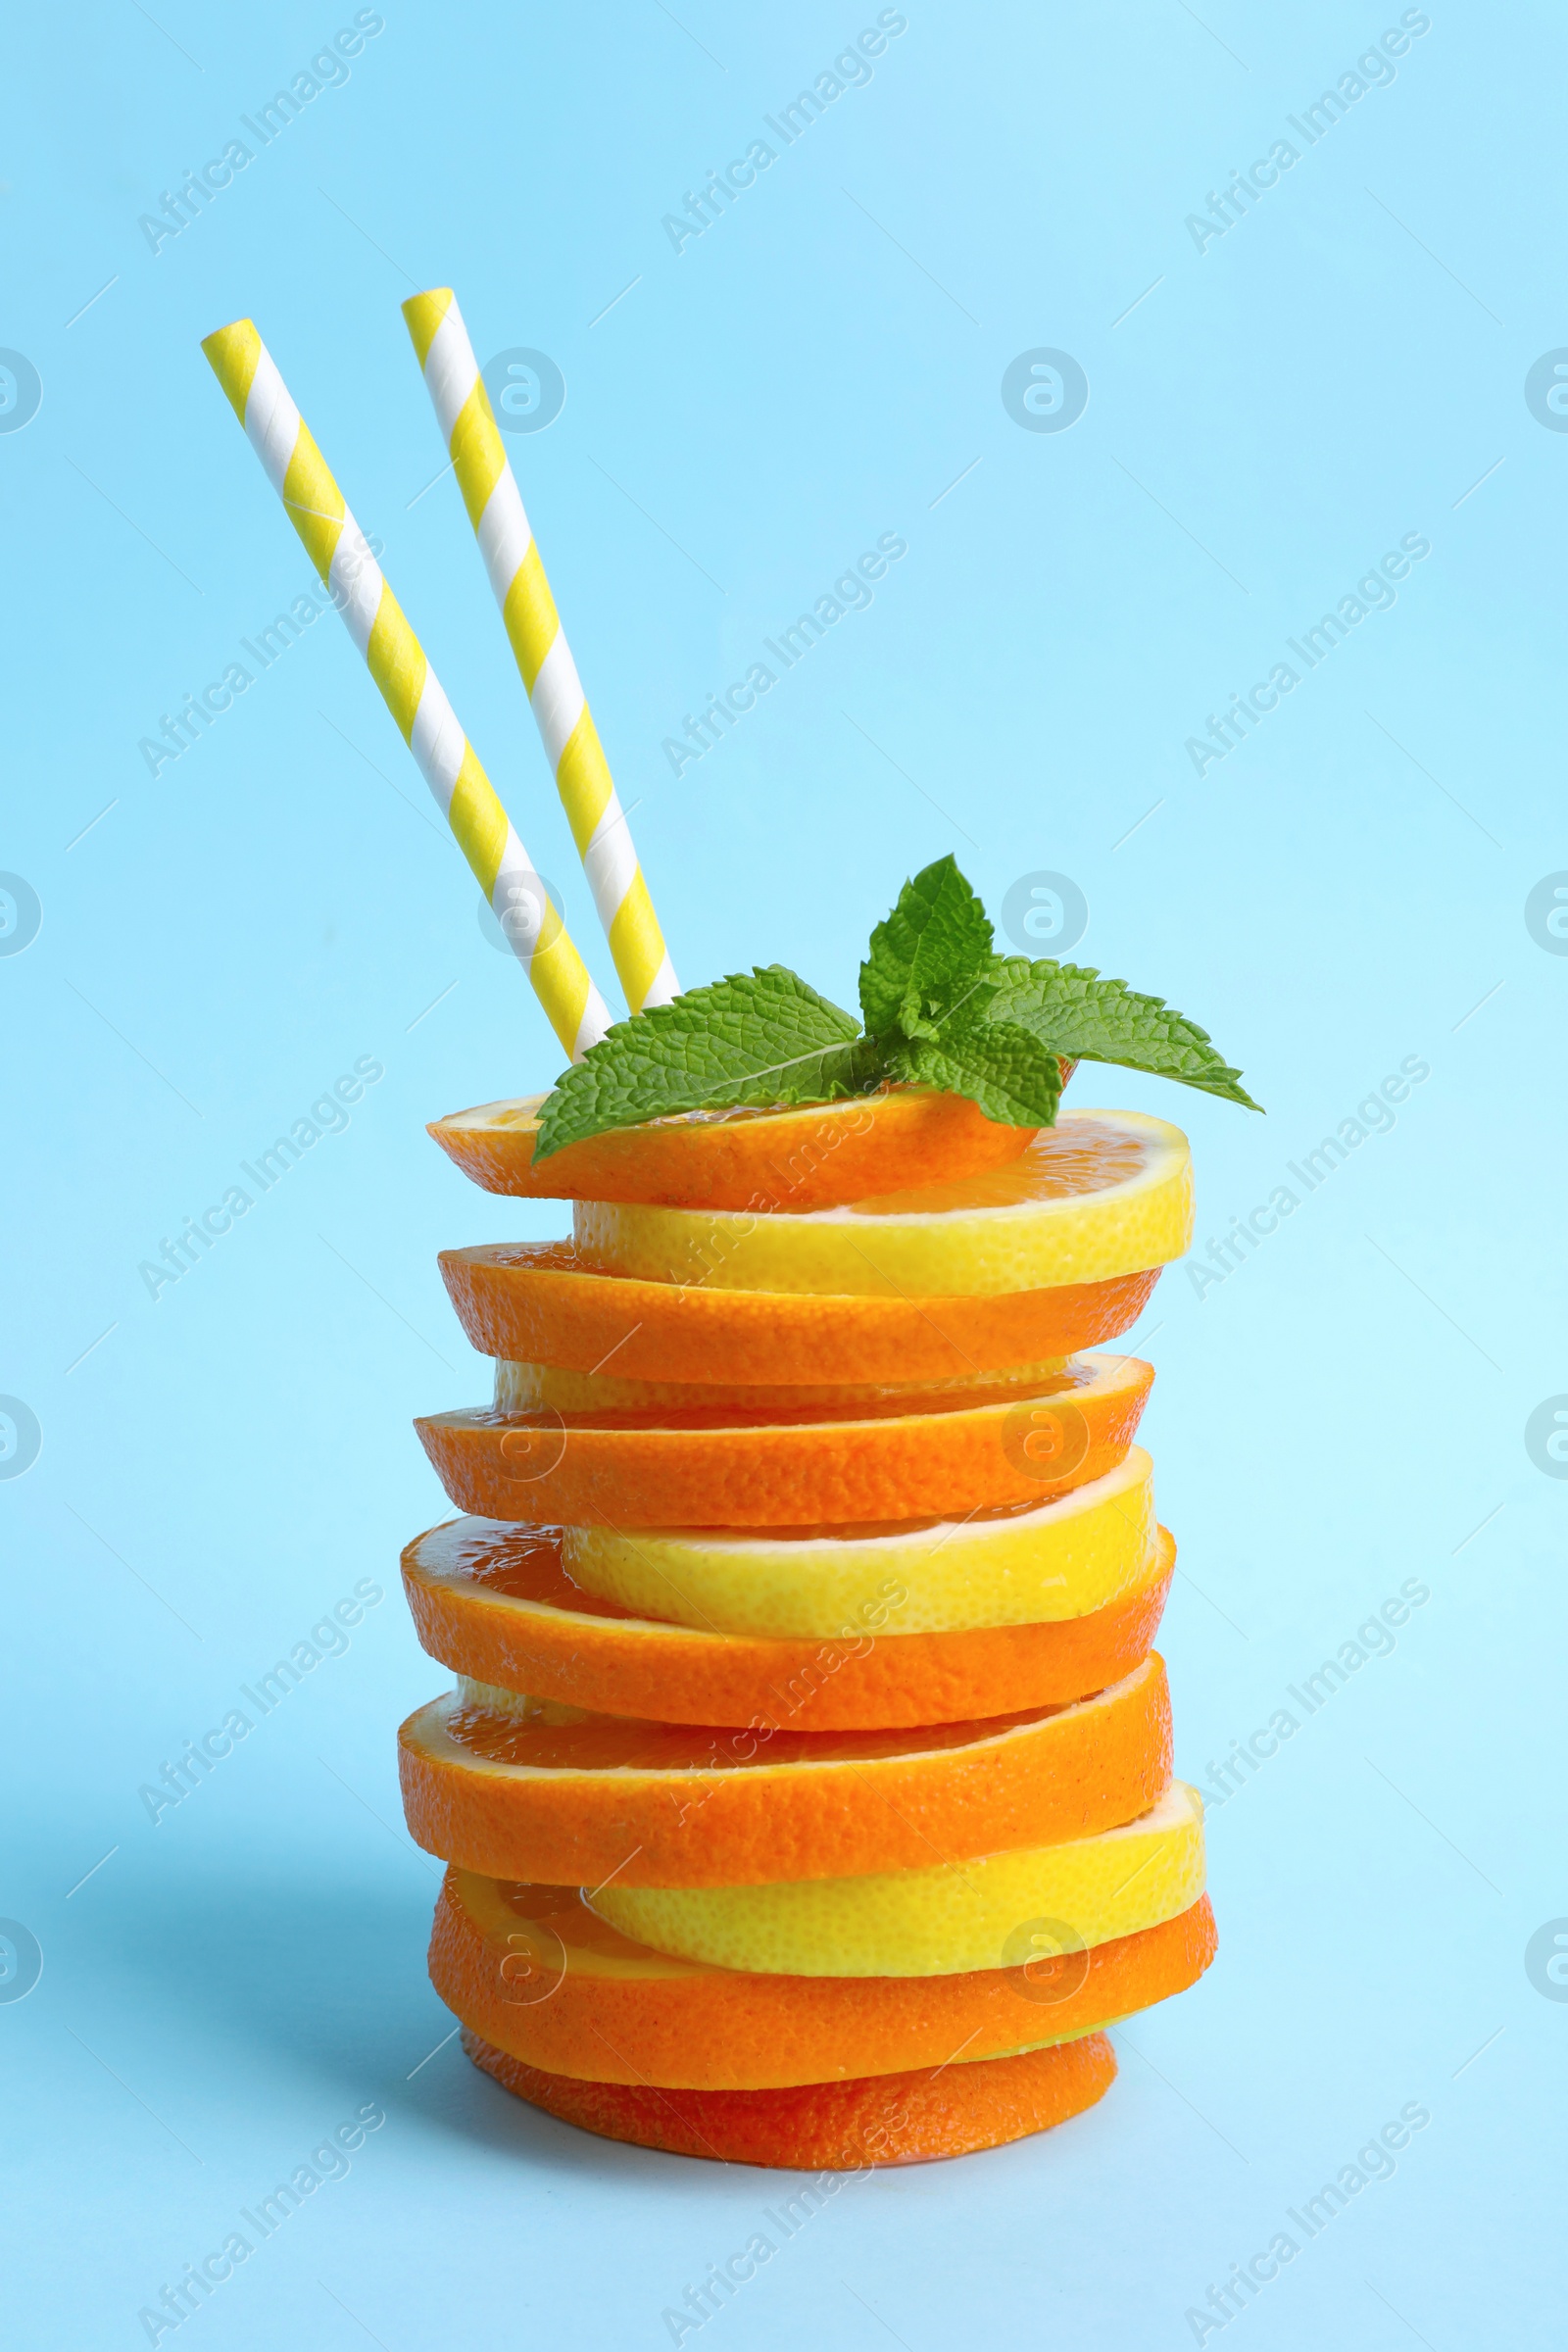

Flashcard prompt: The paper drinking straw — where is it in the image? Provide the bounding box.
[201,319,612,1063]
[401,290,679,1014]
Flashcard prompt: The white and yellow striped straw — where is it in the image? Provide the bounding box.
[201,321,612,1062]
[401,289,679,1014]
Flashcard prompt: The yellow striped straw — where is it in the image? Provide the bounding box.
[200,320,612,1063]
[401,289,679,1014]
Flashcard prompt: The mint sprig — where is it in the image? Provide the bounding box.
[986,956,1259,1111]
[858,855,995,1042]
[854,858,1066,1127]
[892,1006,1068,1129]
[532,856,1258,1158]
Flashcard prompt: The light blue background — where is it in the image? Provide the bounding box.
[4,2,1564,2345]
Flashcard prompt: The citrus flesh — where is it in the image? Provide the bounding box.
[428,1087,1037,1210]
[397,1653,1171,1887]
[492,1351,1069,1416]
[572,1110,1193,1297]
[401,1516,1173,1730]
[590,1780,1204,1975]
[432,1864,1216,2087]
[415,1348,1152,1529]
[563,1446,1158,1638]
[441,1245,1160,1386]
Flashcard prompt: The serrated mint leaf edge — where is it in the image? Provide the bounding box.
[982,956,1263,1111]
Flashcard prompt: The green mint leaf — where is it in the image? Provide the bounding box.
[533,966,880,1158]
[889,1007,1065,1131]
[986,956,1261,1110]
[858,856,994,1042]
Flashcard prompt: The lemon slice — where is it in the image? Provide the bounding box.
[493,1352,1067,1417]
[572,1108,1192,1297]
[591,1781,1205,1977]
[562,1446,1159,1637]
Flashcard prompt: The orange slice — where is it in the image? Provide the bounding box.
[428,1087,1037,1209]
[414,1349,1152,1529]
[463,2028,1118,2167]
[439,1245,1158,1388]
[400,1518,1174,1729]
[433,1870,1216,2089]
[574,1110,1192,1297]
[396,1652,1171,1887]
[439,1242,1152,1383]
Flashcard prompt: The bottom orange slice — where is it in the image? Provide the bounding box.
[432,1868,1216,2088]
[463,2026,1117,2168]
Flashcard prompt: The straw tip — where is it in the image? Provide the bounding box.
[201,319,264,424]
[200,318,255,359]
[401,288,458,366]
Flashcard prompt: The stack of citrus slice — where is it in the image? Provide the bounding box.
[398,1088,1214,2168]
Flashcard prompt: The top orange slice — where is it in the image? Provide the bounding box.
[427,1087,1036,1210]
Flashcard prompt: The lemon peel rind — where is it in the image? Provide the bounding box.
[571,1110,1194,1298]
[590,1782,1206,1977]
[562,1448,1162,1639]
